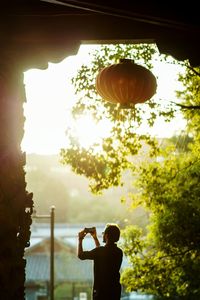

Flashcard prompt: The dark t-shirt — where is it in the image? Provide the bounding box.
[79,243,123,300]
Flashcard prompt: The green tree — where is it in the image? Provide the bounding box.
[176,64,200,141]
[60,43,200,298]
[60,43,176,194]
[25,154,148,225]
[120,145,200,299]
[120,66,200,298]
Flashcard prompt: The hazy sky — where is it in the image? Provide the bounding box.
[21,45,186,155]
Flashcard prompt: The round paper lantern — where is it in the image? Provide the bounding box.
[95,59,157,108]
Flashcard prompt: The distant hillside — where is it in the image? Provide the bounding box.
[25,154,149,228]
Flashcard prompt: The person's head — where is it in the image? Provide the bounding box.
[103,223,120,244]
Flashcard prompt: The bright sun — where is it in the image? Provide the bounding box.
[67,114,111,149]
[21,44,186,155]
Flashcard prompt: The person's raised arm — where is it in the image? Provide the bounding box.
[91,228,100,248]
[77,230,86,258]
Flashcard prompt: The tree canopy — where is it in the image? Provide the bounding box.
[60,43,178,194]
[60,43,200,298]
[120,64,200,298]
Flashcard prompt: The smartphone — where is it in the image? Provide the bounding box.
[84,227,96,233]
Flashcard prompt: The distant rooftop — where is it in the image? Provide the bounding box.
[30,222,105,249]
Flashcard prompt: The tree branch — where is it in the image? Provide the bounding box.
[171,101,200,110]
[186,64,200,77]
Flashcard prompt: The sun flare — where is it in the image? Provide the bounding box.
[68,114,112,149]
[21,45,186,155]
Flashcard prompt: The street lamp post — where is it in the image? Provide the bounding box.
[33,206,55,300]
[50,206,55,300]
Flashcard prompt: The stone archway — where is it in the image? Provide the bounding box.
[0,45,79,299]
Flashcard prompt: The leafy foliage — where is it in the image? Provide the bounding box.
[176,65,200,141]
[60,44,175,194]
[121,145,200,299]
[120,67,200,298]
[25,154,148,225]
[60,43,200,298]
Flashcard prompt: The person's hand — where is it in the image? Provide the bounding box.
[78,230,86,241]
[91,227,97,240]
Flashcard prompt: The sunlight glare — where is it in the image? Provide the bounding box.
[21,44,186,155]
[68,114,111,149]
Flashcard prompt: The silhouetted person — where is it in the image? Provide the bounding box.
[78,223,123,300]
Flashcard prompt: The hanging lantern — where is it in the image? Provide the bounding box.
[95,59,157,108]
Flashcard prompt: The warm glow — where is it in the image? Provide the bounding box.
[21,45,186,155]
[67,114,112,148]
